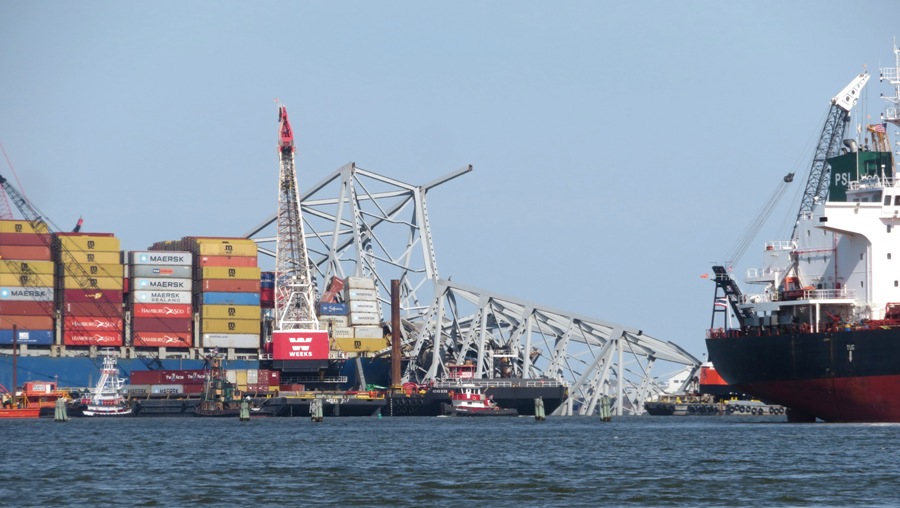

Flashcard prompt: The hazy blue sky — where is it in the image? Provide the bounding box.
[2,1,899,359]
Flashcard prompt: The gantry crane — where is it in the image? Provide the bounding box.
[273,105,319,332]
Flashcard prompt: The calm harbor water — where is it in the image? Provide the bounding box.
[2,415,900,507]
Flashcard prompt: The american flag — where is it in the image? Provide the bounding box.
[714,298,728,308]
[869,123,886,134]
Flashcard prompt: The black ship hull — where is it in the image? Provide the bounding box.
[706,328,900,422]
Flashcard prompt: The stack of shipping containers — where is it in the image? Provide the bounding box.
[128,250,194,348]
[56,232,124,347]
[0,220,54,346]
[323,276,387,354]
[186,237,261,351]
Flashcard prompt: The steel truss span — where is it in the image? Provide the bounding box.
[246,163,699,415]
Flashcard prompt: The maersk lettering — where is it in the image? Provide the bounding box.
[11,289,49,297]
[148,255,187,264]
[146,280,187,289]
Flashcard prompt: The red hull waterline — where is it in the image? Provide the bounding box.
[741,375,900,423]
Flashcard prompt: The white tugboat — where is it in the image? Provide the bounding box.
[81,350,132,417]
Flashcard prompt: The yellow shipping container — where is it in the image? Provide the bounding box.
[58,275,123,290]
[235,370,248,386]
[196,243,257,257]
[0,260,55,275]
[201,318,260,334]
[59,251,121,265]
[201,305,261,320]
[0,273,54,287]
[0,220,49,234]
[333,337,390,353]
[60,263,124,278]
[57,236,121,252]
[199,267,261,280]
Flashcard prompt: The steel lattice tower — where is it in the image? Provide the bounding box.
[273,105,319,331]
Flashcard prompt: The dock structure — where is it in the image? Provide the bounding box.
[247,163,699,417]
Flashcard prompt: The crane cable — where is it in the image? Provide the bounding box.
[724,172,795,267]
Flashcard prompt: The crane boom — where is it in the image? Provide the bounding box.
[273,105,319,331]
[792,72,869,239]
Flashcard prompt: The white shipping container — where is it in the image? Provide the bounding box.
[344,288,378,301]
[133,277,192,291]
[123,384,151,397]
[330,326,354,338]
[132,290,192,304]
[318,315,350,327]
[344,276,376,290]
[151,384,184,395]
[353,326,384,339]
[350,312,380,326]
[202,333,260,349]
[131,265,193,279]
[226,370,237,384]
[129,251,193,266]
[247,369,259,384]
[349,300,379,313]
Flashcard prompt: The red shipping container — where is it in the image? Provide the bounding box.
[271,330,329,360]
[63,301,124,318]
[132,303,193,319]
[132,332,193,348]
[62,329,123,346]
[258,369,280,386]
[328,276,344,293]
[0,315,53,330]
[197,255,258,267]
[129,369,205,385]
[63,289,124,303]
[0,245,51,261]
[0,300,54,316]
[131,317,192,333]
[64,315,123,331]
[183,384,204,395]
[201,279,261,292]
[0,232,52,247]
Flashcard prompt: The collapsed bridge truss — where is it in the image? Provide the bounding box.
[246,162,700,415]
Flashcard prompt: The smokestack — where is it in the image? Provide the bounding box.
[391,279,401,389]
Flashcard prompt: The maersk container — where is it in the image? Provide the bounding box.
[349,300,379,313]
[132,290,192,305]
[0,286,54,302]
[0,260,54,275]
[330,326,353,339]
[123,385,151,397]
[133,277,192,291]
[129,251,193,266]
[201,292,259,306]
[343,288,378,301]
[130,265,193,278]
[0,329,53,345]
[349,312,380,326]
[344,276,376,290]
[318,314,349,328]
[202,333,259,349]
[317,302,349,316]
[0,245,51,261]
[150,384,184,395]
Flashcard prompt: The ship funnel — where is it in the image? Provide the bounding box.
[843,139,858,153]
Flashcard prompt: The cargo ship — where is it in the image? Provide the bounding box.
[706,46,900,423]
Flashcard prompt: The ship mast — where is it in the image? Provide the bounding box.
[273,104,319,331]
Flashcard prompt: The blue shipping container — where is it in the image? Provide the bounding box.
[201,292,260,306]
[0,329,54,345]
[317,302,349,316]
[261,272,275,281]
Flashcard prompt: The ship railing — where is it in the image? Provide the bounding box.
[282,376,348,384]
[763,240,796,251]
[848,175,895,190]
[432,379,565,389]
[801,288,855,300]
[745,267,781,281]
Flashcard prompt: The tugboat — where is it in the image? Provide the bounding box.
[80,350,132,417]
[194,351,272,417]
[444,384,518,417]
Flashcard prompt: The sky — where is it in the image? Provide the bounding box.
[2,1,899,360]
